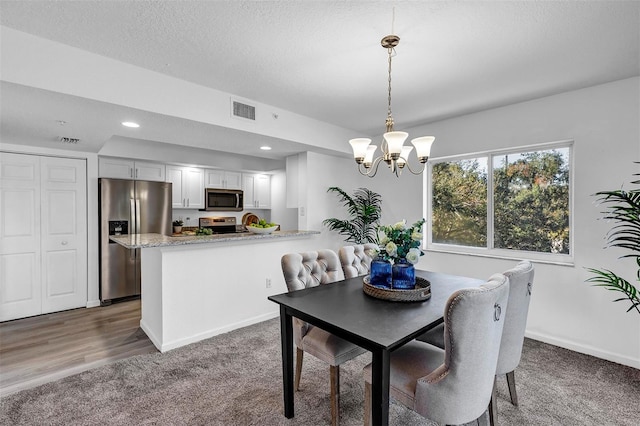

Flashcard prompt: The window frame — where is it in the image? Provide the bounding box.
[425,140,574,265]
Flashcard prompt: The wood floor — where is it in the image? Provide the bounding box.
[0,299,157,396]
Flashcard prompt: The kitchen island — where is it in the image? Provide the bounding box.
[110,230,320,352]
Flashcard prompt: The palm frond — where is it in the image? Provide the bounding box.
[586,267,640,314]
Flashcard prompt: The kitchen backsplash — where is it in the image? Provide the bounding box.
[172,209,270,227]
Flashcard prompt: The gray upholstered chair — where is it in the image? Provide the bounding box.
[490,260,535,418]
[338,243,378,279]
[417,260,535,425]
[363,273,510,426]
[280,249,367,426]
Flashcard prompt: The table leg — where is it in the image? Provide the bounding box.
[371,348,390,426]
[279,306,294,418]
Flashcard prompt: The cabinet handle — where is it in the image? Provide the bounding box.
[130,168,133,178]
[183,198,186,207]
[187,198,190,207]
[61,241,68,245]
[135,168,138,179]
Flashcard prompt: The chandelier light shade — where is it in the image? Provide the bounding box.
[349,28,436,177]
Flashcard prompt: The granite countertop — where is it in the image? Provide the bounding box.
[109,230,320,249]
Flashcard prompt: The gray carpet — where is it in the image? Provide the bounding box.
[1,318,638,425]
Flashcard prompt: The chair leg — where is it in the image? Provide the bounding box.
[295,347,304,391]
[364,381,371,426]
[488,377,498,426]
[506,370,518,406]
[330,365,340,426]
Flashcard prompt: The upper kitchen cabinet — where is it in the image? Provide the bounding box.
[99,157,165,181]
[166,166,204,209]
[243,173,271,209]
[205,169,242,190]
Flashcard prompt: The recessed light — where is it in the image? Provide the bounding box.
[260,146,272,150]
[121,121,140,128]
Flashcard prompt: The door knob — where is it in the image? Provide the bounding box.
[61,241,68,245]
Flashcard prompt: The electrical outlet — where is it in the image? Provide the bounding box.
[266,278,272,288]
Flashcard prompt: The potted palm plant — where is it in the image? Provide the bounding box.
[322,187,382,244]
[586,167,640,315]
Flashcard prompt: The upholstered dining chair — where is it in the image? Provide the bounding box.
[417,260,535,425]
[363,273,510,426]
[337,243,378,279]
[280,249,367,426]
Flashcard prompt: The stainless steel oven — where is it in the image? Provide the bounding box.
[201,188,243,211]
[199,216,246,234]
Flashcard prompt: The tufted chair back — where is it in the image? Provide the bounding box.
[281,249,345,292]
[414,273,510,425]
[338,243,378,279]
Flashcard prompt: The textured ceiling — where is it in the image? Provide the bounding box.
[1,0,639,158]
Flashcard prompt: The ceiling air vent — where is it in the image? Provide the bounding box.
[232,99,256,121]
[59,137,80,144]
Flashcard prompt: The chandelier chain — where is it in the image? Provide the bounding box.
[386,47,394,132]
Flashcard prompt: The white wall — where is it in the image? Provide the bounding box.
[407,77,640,368]
[293,151,424,252]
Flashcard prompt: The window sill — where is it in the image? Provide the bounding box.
[425,245,574,267]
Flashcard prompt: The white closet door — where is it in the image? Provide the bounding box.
[40,156,87,314]
[0,153,42,321]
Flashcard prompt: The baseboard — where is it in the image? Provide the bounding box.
[525,331,640,369]
[145,311,280,353]
[139,319,163,352]
[86,300,101,308]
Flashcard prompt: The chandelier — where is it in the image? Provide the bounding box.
[349,32,435,177]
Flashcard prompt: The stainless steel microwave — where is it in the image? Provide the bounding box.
[201,188,243,211]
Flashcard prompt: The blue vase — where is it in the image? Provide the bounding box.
[392,259,416,289]
[370,257,392,288]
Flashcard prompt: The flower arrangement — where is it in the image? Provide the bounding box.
[373,218,426,264]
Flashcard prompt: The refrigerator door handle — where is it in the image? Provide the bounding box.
[130,198,136,234]
[135,199,141,235]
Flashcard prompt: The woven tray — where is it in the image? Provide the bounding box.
[363,275,431,302]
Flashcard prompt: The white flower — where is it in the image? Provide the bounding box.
[366,248,379,258]
[406,248,421,264]
[393,220,407,230]
[385,241,398,258]
[378,229,389,245]
[411,230,422,241]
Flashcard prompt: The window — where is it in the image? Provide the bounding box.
[428,142,571,261]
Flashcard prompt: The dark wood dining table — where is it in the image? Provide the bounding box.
[268,269,484,426]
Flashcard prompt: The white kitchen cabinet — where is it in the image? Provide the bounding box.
[242,173,271,209]
[134,161,166,181]
[0,152,87,322]
[205,169,242,189]
[99,157,165,181]
[166,166,204,209]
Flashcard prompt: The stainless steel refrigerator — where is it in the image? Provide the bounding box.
[99,178,172,304]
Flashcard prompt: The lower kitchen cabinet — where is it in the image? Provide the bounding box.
[0,152,88,321]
